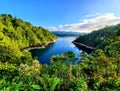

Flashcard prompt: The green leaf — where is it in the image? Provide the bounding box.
[50,78,60,91]
[31,84,41,90]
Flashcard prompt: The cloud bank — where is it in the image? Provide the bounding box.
[48,13,120,33]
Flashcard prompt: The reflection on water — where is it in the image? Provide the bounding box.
[30,37,82,64]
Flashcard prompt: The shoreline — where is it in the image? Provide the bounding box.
[72,42,95,54]
[22,39,56,51]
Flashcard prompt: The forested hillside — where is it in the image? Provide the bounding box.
[0,14,56,65]
[0,14,120,91]
[73,24,120,90]
[74,24,120,49]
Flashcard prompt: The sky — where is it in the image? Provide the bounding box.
[0,0,120,32]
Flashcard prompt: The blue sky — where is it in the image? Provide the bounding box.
[0,0,120,32]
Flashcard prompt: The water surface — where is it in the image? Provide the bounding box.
[30,37,82,64]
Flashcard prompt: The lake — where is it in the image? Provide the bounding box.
[30,36,82,64]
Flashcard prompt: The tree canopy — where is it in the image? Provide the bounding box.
[0,14,56,65]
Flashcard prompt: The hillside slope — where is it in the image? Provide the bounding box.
[74,24,120,51]
[72,24,120,90]
[0,14,56,64]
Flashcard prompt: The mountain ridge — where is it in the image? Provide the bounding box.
[52,31,85,37]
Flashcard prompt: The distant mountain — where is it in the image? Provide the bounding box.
[52,31,85,37]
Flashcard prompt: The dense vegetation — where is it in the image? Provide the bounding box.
[74,24,120,49]
[0,14,56,65]
[0,14,120,91]
[73,24,120,90]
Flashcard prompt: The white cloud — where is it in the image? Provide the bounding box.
[48,13,120,33]
[84,13,102,18]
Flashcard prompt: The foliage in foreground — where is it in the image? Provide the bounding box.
[0,49,120,91]
[0,53,88,91]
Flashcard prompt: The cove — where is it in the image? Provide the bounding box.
[30,36,82,64]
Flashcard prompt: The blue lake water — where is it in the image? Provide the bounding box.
[30,37,82,64]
